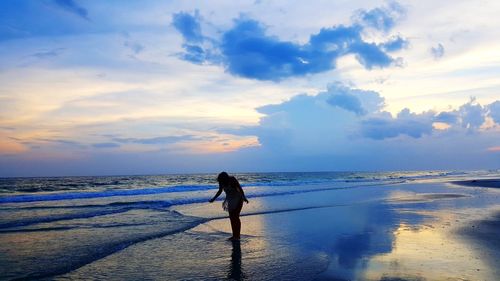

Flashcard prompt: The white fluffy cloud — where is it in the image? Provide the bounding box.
[224,84,499,170]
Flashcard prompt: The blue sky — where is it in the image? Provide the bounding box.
[0,0,499,176]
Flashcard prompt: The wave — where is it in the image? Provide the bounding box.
[0,208,134,229]
[0,184,217,203]
[0,176,418,204]
[0,222,166,234]
[0,182,400,230]
[6,212,206,281]
[1,170,485,197]
[0,178,375,204]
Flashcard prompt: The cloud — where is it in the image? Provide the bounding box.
[327,84,384,116]
[360,98,496,139]
[179,44,207,64]
[172,11,203,43]
[457,98,486,129]
[0,0,93,41]
[172,2,408,81]
[360,109,435,139]
[35,138,86,148]
[328,92,365,116]
[353,1,406,32]
[217,84,500,171]
[349,41,398,69]
[171,11,222,64]
[0,135,28,155]
[487,100,500,123]
[230,84,499,153]
[92,142,120,148]
[431,43,445,59]
[29,48,65,59]
[434,111,458,124]
[112,135,196,145]
[123,41,144,55]
[381,36,408,52]
[228,84,382,153]
[13,135,197,151]
[53,0,89,20]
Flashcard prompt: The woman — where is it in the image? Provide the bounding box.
[209,172,249,240]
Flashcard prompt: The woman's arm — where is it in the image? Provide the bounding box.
[209,186,223,203]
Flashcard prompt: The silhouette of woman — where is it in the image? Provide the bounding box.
[209,172,249,240]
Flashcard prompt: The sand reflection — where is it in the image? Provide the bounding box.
[363,217,496,281]
[227,240,244,280]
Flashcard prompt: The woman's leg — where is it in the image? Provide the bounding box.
[229,200,243,239]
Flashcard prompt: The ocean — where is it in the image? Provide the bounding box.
[0,170,490,201]
[1,170,499,280]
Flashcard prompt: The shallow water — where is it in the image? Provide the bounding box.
[0,171,499,280]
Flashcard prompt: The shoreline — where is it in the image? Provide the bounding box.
[2,178,500,280]
[451,178,500,188]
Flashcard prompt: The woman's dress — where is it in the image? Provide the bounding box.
[222,184,243,212]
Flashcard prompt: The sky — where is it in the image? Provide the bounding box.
[0,0,499,177]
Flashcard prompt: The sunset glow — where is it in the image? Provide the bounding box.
[0,0,499,176]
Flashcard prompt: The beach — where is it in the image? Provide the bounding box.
[2,1,500,280]
[0,172,499,280]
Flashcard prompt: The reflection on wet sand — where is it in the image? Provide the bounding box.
[32,180,500,280]
[256,184,500,281]
[228,240,244,281]
[365,219,495,281]
[457,210,500,279]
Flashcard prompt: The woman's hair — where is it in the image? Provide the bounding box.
[217,172,241,190]
[217,171,230,185]
[229,176,242,190]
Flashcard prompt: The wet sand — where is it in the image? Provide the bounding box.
[453,177,500,278]
[53,180,500,281]
[452,179,500,188]
[457,211,500,278]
